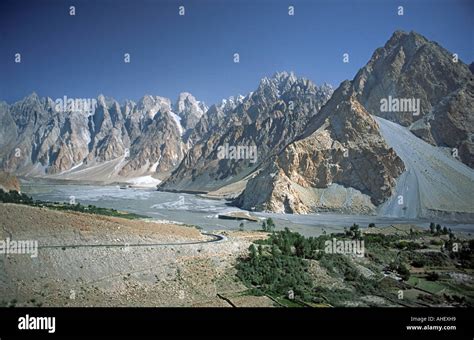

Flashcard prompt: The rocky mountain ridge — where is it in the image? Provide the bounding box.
[1,30,472,220]
[158,72,334,192]
[0,92,208,180]
[353,30,473,167]
[235,31,474,218]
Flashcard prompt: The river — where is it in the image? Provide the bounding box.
[20,179,473,237]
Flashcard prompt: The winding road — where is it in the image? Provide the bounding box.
[37,232,226,250]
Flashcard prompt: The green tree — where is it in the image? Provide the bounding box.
[397,264,411,281]
[271,244,279,257]
[347,224,361,239]
[249,244,257,261]
[266,218,275,232]
[426,271,439,281]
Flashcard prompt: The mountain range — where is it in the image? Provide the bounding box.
[1,30,473,221]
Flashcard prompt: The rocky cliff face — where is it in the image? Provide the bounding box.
[158,72,334,192]
[0,92,198,180]
[173,92,208,136]
[353,30,473,168]
[236,82,405,213]
[119,108,186,176]
[236,30,473,214]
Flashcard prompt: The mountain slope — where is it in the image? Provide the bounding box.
[236,31,474,219]
[0,93,203,181]
[158,72,333,192]
[236,82,404,214]
[377,117,474,221]
[353,30,473,168]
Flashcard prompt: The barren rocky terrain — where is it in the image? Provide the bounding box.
[0,171,20,192]
[377,117,474,222]
[0,203,273,307]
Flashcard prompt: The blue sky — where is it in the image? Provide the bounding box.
[0,0,472,105]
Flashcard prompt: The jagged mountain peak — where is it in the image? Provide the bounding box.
[25,92,40,101]
[17,92,42,108]
[218,94,245,112]
[235,30,474,218]
[385,30,428,50]
[257,71,301,96]
[271,71,297,83]
[136,95,171,111]
[174,92,206,115]
[351,30,473,167]
[159,71,334,193]
[173,92,207,132]
[175,92,198,106]
[96,94,121,109]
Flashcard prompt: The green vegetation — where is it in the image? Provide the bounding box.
[0,189,33,204]
[407,276,446,294]
[344,223,362,239]
[429,222,451,236]
[237,221,473,307]
[237,227,378,306]
[394,240,427,250]
[261,218,275,232]
[445,239,474,269]
[426,271,440,281]
[0,189,147,219]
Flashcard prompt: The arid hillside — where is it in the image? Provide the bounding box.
[0,203,272,307]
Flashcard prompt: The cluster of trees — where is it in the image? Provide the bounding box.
[318,252,362,282]
[344,224,362,239]
[238,221,473,305]
[0,189,144,219]
[238,242,314,299]
[52,203,145,219]
[364,233,399,248]
[0,189,33,204]
[407,247,451,270]
[237,227,375,303]
[426,271,440,281]
[237,227,331,300]
[261,218,275,232]
[429,222,451,236]
[445,239,474,269]
[388,261,411,281]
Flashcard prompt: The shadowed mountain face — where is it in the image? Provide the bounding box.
[158,72,334,192]
[353,30,473,167]
[236,81,405,214]
[236,31,474,217]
